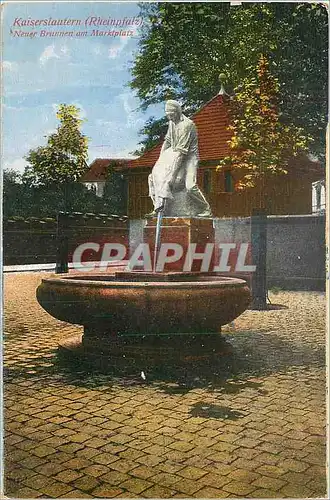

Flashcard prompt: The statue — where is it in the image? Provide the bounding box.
[148,100,212,217]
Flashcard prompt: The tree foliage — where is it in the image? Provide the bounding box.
[103,162,128,215]
[131,2,328,158]
[218,55,311,189]
[3,169,115,219]
[23,104,89,186]
[133,116,168,155]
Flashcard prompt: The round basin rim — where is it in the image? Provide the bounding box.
[41,276,248,288]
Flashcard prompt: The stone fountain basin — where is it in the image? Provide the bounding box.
[37,272,251,336]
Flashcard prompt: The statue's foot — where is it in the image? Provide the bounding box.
[145,210,158,218]
[155,204,165,213]
[197,211,212,218]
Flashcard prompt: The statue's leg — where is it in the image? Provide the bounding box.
[185,159,212,216]
[148,173,158,208]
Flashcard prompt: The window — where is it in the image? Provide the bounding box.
[224,171,234,193]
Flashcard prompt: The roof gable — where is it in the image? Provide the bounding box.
[81,158,131,182]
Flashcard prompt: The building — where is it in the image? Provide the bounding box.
[312,179,326,214]
[82,94,324,219]
[81,158,130,198]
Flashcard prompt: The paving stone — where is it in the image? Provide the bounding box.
[207,451,237,464]
[143,485,177,498]
[169,441,195,452]
[252,475,287,491]
[177,465,207,480]
[149,472,181,487]
[157,461,184,474]
[81,464,110,478]
[76,447,102,460]
[17,456,46,470]
[206,463,234,476]
[250,487,280,498]
[62,457,92,470]
[223,480,256,496]
[57,443,85,454]
[6,449,30,462]
[109,458,139,473]
[210,441,238,453]
[67,432,91,443]
[5,466,37,482]
[72,475,100,492]
[61,489,93,498]
[40,481,74,498]
[227,468,260,483]
[278,458,310,472]
[35,462,67,476]
[91,485,124,497]
[255,464,286,478]
[11,486,43,498]
[120,477,153,494]
[197,472,231,489]
[54,469,83,483]
[30,445,57,458]
[281,471,314,486]
[84,437,109,449]
[116,493,139,498]
[307,479,327,497]
[23,473,55,490]
[194,486,230,498]
[254,452,281,465]
[99,470,130,485]
[174,478,203,495]
[136,454,165,467]
[118,448,144,461]
[280,483,313,498]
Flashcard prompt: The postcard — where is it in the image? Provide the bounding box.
[2,1,328,499]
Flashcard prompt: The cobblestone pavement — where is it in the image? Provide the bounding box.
[3,273,328,499]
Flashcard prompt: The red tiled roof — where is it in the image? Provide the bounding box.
[81,158,131,181]
[82,95,323,179]
[127,94,232,169]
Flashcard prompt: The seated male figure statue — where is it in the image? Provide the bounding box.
[148,100,212,217]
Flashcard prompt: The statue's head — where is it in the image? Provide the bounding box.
[165,100,182,123]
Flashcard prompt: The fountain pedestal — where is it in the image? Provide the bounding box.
[144,217,215,272]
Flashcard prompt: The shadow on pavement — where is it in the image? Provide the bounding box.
[4,326,325,399]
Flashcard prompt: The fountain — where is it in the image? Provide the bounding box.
[36,99,251,368]
[37,269,250,366]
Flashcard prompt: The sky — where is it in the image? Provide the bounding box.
[2,1,164,173]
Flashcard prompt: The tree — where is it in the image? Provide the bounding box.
[23,104,89,185]
[3,168,109,218]
[102,162,128,215]
[133,116,168,155]
[130,2,327,158]
[217,55,311,192]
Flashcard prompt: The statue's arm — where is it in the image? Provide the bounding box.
[169,122,195,183]
[160,141,170,155]
[169,153,185,184]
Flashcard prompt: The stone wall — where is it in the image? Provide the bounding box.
[4,214,325,290]
[129,215,326,290]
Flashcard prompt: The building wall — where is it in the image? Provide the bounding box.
[126,165,320,219]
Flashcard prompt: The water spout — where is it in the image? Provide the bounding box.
[153,202,166,272]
